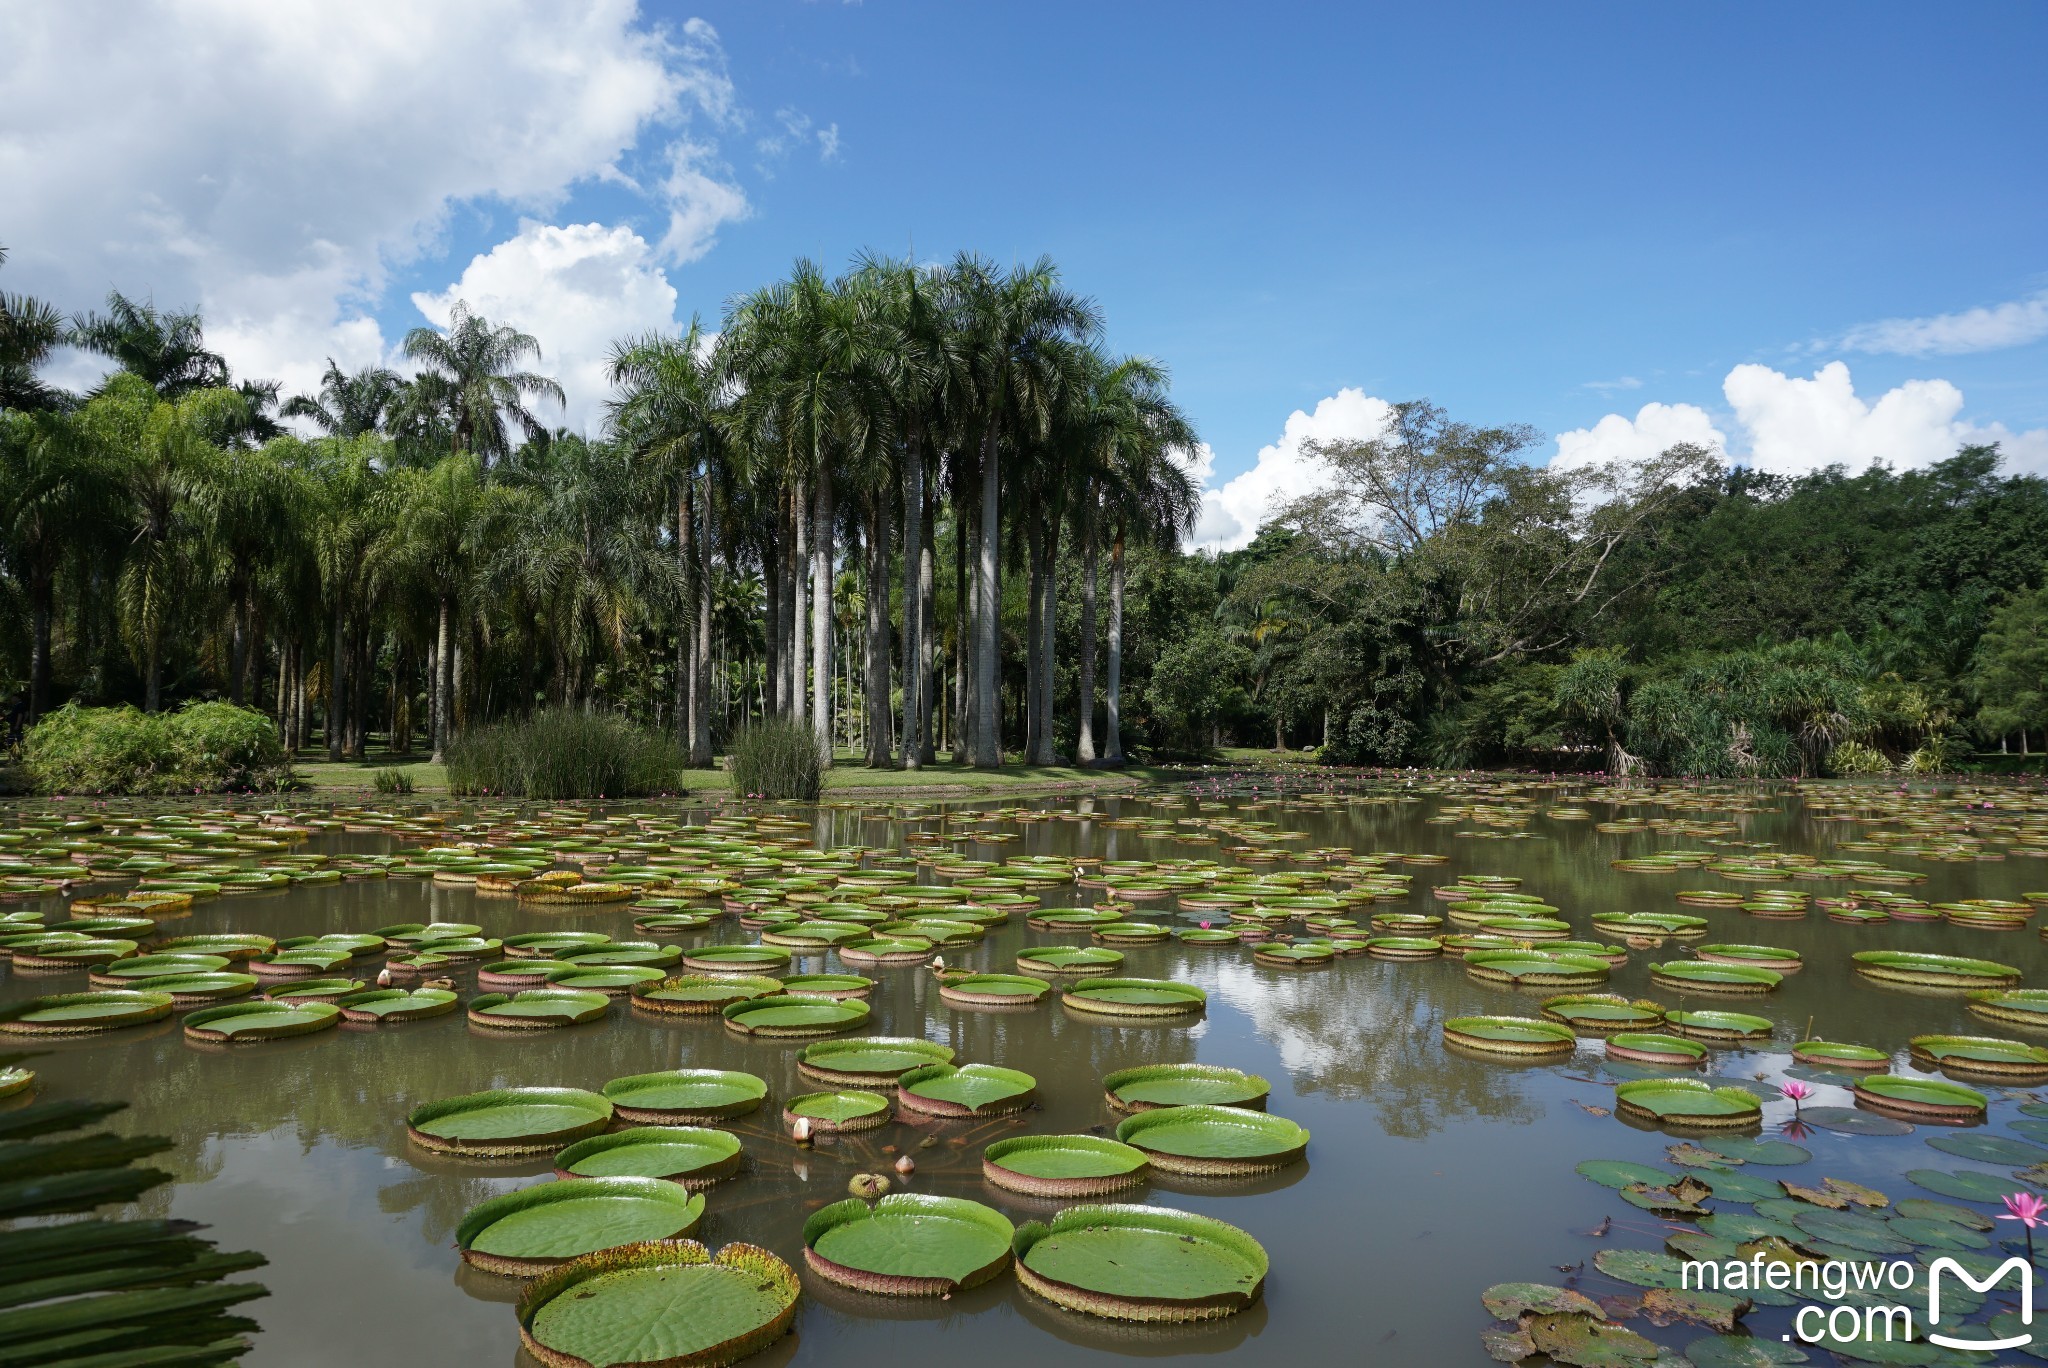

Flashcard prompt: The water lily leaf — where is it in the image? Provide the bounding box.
[1894,1198,1993,1230]
[1800,1105,1913,1136]
[1579,1159,1677,1189]
[1823,1177,1889,1208]
[1527,1312,1661,1367]
[2014,1161,2048,1189]
[1702,1137,1810,1166]
[1778,1181,1849,1209]
[1986,1312,2048,1361]
[1695,1168,1783,1204]
[1482,1283,1605,1320]
[1621,1182,1710,1218]
[1925,1132,2048,1165]
[1789,1208,1912,1254]
[2010,1117,2048,1144]
[1593,1248,1689,1289]
[1670,1142,1735,1168]
[1883,1215,1988,1250]
[1700,1213,1806,1244]
[1665,1232,1743,1262]
[1482,1325,1535,1363]
[2019,1101,2048,1120]
[1641,1286,1751,1331]
[1906,1167,2018,1201]
[1683,1335,1809,1368]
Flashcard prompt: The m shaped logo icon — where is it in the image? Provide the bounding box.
[1927,1256,2032,1351]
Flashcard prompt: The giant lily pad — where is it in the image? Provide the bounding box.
[721,994,870,1038]
[1650,961,1782,994]
[628,974,781,1015]
[554,1126,743,1188]
[898,1063,1037,1117]
[459,1178,706,1275]
[803,1193,1014,1296]
[181,999,341,1043]
[503,931,613,957]
[1852,950,2020,990]
[1664,1010,1775,1044]
[407,1087,614,1157]
[1615,1078,1762,1129]
[516,1239,798,1365]
[468,989,611,1029]
[0,989,175,1035]
[1443,1014,1578,1058]
[1463,950,1610,987]
[149,933,274,961]
[982,1134,1151,1197]
[87,952,230,983]
[262,976,366,1001]
[1966,988,2048,1030]
[603,1069,767,1124]
[782,1089,891,1133]
[1853,1075,1987,1124]
[1016,945,1124,976]
[1607,1033,1709,1066]
[1012,1203,1266,1322]
[1792,1040,1889,1069]
[543,965,666,995]
[678,944,792,973]
[798,1036,952,1085]
[1061,977,1207,1018]
[1908,1033,2048,1082]
[1114,1104,1308,1176]
[1542,994,1665,1033]
[938,973,1053,1007]
[117,971,257,1005]
[1101,1064,1270,1112]
[334,987,458,1022]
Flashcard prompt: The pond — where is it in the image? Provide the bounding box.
[6,777,2048,1366]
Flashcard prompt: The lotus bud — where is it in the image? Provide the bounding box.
[792,1116,815,1144]
[894,1154,916,1176]
[848,1172,889,1199]
[376,968,393,987]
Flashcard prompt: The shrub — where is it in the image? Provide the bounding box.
[727,718,822,801]
[1827,740,1892,776]
[23,701,290,794]
[445,709,684,799]
[372,767,416,794]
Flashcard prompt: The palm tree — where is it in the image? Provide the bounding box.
[948,254,1101,766]
[283,360,404,437]
[1095,369,1198,766]
[71,292,230,399]
[383,454,498,761]
[400,303,564,469]
[607,321,727,764]
[0,408,118,717]
[192,441,299,704]
[0,246,71,413]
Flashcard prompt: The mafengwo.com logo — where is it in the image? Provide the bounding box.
[1681,1254,2033,1350]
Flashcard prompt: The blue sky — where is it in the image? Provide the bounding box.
[7,1,2045,545]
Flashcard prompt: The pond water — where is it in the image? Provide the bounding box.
[8,779,2048,1366]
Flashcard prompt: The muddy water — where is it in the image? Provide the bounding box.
[8,786,2048,1365]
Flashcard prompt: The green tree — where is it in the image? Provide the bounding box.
[1969,585,2048,753]
[399,303,564,468]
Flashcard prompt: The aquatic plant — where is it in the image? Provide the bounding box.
[725,717,823,801]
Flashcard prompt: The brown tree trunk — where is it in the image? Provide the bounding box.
[1076,503,1098,764]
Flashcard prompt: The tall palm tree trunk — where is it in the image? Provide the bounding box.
[1076,503,1099,764]
[1024,521,1044,763]
[791,480,809,728]
[28,576,53,722]
[972,433,1002,766]
[867,493,893,767]
[1032,520,1061,765]
[692,473,714,766]
[327,596,346,762]
[898,434,924,769]
[677,481,694,752]
[810,471,833,763]
[762,534,782,718]
[918,488,936,764]
[1103,524,1127,767]
[431,594,452,765]
[952,498,971,763]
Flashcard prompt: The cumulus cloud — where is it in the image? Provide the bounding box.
[1553,402,1727,471]
[412,222,681,435]
[1836,290,2048,357]
[1189,389,1394,552]
[1556,360,2048,478]
[0,1,747,401]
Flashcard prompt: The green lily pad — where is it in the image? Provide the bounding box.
[459,1177,705,1267]
[1925,1132,2048,1165]
[182,999,341,1041]
[554,1126,743,1186]
[1895,1198,1994,1230]
[517,1240,799,1365]
[1114,1105,1308,1175]
[1015,1204,1266,1318]
[1702,1137,1811,1166]
[408,1087,614,1156]
[1799,1106,1914,1136]
[798,1036,953,1084]
[1102,1064,1271,1111]
[601,1069,767,1123]
[1593,1248,1690,1288]
[898,1063,1037,1117]
[1788,1207,1911,1254]
[721,994,871,1036]
[981,1134,1150,1195]
[1578,1159,1676,1189]
[803,1194,1015,1294]
[1683,1337,1809,1368]
[1694,1167,1784,1204]
[1482,1282,1606,1319]
[1906,1168,2020,1202]
[784,1090,892,1127]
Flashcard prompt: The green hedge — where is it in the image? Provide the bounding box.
[23,701,291,794]
[445,709,684,798]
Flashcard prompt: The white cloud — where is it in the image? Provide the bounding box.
[0,1,746,401]
[1557,360,2048,478]
[1837,290,2048,357]
[411,222,681,435]
[1190,388,1394,552]
[1552,401,1726,471]
[1583,376,1643,393]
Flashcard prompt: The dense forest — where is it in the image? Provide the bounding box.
[3,244,2044,780]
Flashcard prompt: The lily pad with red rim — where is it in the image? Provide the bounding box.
[802,1193,1014,1296]
[457,1178,706,1276]
[515,1239,798,1365]
[1012,1203,1266,1322]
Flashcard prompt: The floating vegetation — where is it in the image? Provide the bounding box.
[1605,1032,1708,1065]
[554,1126,743,1187]
[1851,1074,1988,1124]
[406,1087,615,1157]
[627,973,780,1015]
[1966,987,2048,1030]
[1648,960,1783,994]
[1442,1015,1577,1059]
[720,994,871,1038]
[1662,1009,1774,1044]
[1463,950,1610,988]
[1011,1204,1267,1322]
[469,989,611,1029]
[1114,1104,1309,1175]
[1613,1078,1762,1130]
[458,1178,706,1275]
[797,1036,953,1085]
[515,1239,800,1366]
[1850,949,2021,990]
[0,989,174,1035]
[1906,1033,2048,1082]
[603,1069,767,1124]
[334,987,458,1022]
[937,972,1053,1006]
[1102,1063,1270,1112]
[782,1089,891,1133]
[802,1194,1014,1296]
[1540,993,1664,1033]
[897,1062,1038,1117]
[1790,1039,1889,1069]
[1061,977,1207,1018]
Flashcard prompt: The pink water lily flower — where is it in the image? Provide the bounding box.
[1780,1079,1816,1107]
[2001,1191,2046,1258]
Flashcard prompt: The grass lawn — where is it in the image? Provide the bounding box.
[286,754,1179,798]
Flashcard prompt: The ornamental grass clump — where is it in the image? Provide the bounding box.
[445,708,683,798]
[727,717,823,801]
